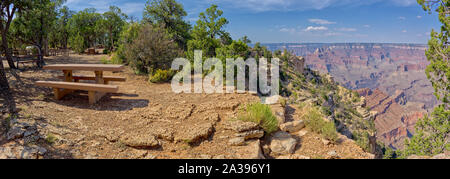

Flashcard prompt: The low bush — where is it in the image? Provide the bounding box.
[101,56,110,64]
[237,103,279,134]
[354,131,370,152]
[46,133,58,145]
[124,24,182,75]
[149,69,176,83]
[110,53,123,64]
[303,107,338,142]
[279,98,287,107]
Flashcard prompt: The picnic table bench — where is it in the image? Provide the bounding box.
[14,55,40,68]
[35,64,126,104]
[1,55,40,68]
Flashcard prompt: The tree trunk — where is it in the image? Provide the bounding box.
[0,61,16,114]
[43,38,48,56]
[109,29,114,51]
[35,45,45,68]
[368,134,383,159]
[1,31,16,69]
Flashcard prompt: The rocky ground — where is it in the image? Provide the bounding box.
[1,54,373,159]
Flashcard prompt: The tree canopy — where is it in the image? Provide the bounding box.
[402,0,450,157]
[101,6,128,51]
[187,4,229,59]
[143,0,191,49]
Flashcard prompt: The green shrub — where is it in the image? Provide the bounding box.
[298,102,307,109]
[354,131,370,152]
[238,103,279,134]
[304,107,338,142]
[149,69,176,83]
[383,145,397,159]
[69,33,86,54]
[321,92,329,101]
[321,121,338,142]
[46,133,57,145]
[322,106,332,116]
[103,48,110,55]
[110,53,123,64]
[116,23,141,64]
[101,56,110,64]
[279,98,287,107]
[124,24,182,74]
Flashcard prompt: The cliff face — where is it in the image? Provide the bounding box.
[356,89,425,149]
[265,43,437,149]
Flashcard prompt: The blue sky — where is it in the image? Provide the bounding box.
[65,0,441,44]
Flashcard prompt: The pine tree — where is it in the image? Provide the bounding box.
[402,0,450,157]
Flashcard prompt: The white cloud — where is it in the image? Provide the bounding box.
[417,15,422,19]
[304,26,328,31]
[402,30,407,33]
[398,16,406,20]
[363,25,371,28]
[308,19,336,25]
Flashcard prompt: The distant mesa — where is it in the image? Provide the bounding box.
[265,43,436,149]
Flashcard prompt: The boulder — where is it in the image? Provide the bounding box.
[270,131,297,155]
[327,150,339,159]
[175,122,215,144]
[262,145,271,155]
[6,125,26,140]
[20,146,47,159]
[322,139,331,145]
[0,145,47,159]
[236,130,265,140]
[223,120,259,132]
[280,120,305,133]
[0,147,15,159]
[228,137,245,146]
[271,104,286,124]
[297,129,308,137]
[153,128,175,141]
[235,140,265,159]
[264,95,282,105]
[120,134,160,149]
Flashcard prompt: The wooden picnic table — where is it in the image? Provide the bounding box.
[36,64,126,104]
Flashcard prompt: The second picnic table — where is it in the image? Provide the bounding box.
[36,64,126,104]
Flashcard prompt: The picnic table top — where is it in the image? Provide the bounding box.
[43,64,124,72]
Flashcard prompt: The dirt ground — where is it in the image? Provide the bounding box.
[0,54,372,159]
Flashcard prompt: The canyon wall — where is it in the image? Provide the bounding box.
[265,43,438,149]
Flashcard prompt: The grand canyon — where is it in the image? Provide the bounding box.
[266,43,438,149]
